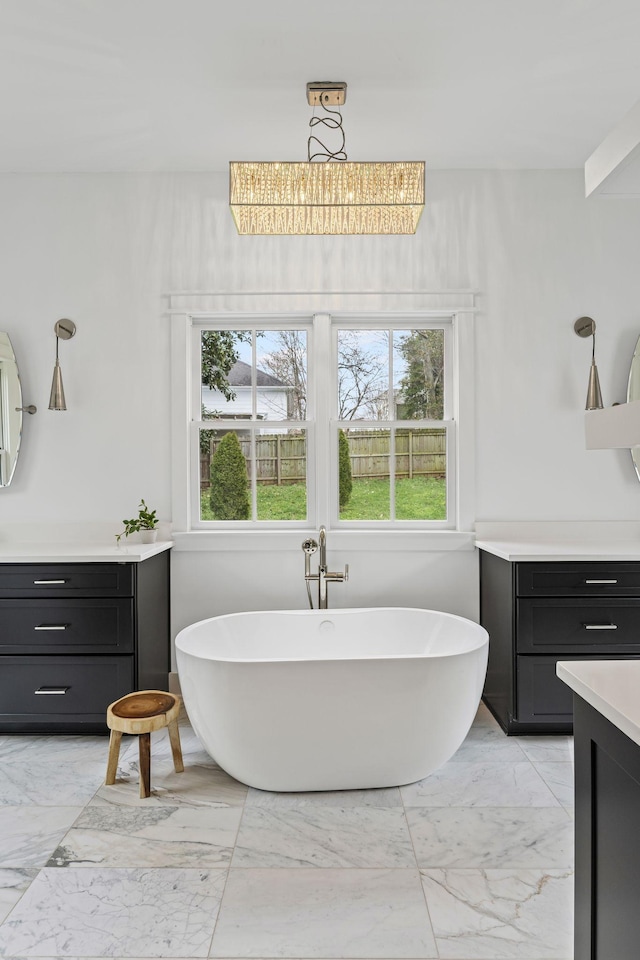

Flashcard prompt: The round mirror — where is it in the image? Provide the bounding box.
[0,333,23,487]
[627,334,640,481]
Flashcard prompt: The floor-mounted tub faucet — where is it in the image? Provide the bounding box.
[302,526,349,609]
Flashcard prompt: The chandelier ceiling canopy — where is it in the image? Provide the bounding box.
[229,82,425,236]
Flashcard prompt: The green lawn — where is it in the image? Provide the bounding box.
[340,476,446,520]
[201,483,307,521]
[201,476,445,521]
[257,483,308,520]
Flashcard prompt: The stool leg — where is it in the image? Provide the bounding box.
[139,732,151,799]
[105,730,123,785]
[168,719,184,773]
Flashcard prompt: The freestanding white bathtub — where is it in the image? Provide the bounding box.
[175,607,489,792]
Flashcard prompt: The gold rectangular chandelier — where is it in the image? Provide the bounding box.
[229,83,425,236]
[230,160,425,235]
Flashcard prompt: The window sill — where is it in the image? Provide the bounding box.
[171,529,476,553]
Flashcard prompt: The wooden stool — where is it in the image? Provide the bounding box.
[105,690,184,798]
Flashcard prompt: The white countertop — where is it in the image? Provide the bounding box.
[0,541,173,563]
[476,539,640,562]
[557,660,640,748]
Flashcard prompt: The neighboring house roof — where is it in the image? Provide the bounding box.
[226,360,288,388]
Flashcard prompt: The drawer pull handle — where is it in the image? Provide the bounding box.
[32,579,68,585]
[583,623,618,630]
[34,624,69,631]
[34,686,70,695]
[584,579,618,584]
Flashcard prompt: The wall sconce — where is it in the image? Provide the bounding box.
[574,316,603,410]
[48,319,76,411]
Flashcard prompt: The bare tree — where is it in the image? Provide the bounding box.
[260,329,396,421]
[259,330,307,420]
[338,331,389,420]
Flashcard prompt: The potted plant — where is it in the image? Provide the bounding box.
[116,499,158,544]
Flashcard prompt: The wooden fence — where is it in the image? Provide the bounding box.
[200,429,446,487]
[350,429,446,481]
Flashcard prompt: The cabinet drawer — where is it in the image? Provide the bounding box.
[0,656,134,727]
[0,564,134,598]
[0,599,134,654]
[517,598,640,654]
[516,654,640,726]
[516,562,640,597]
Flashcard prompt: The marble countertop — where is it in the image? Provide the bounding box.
[557,660,640,748]
[0,541,173,563]
[475,539,640,562]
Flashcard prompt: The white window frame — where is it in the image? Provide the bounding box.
[190,315,314,531]
[169,305,476,541]
[327,314,455,530]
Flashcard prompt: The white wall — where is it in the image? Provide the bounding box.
[1,170,639,645]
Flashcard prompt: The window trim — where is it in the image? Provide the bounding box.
[169,306,476,539]
[328,315,455,529]
[189,316,314,530]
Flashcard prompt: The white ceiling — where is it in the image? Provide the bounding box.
[1,0,640,173]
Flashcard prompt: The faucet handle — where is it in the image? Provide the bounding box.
[302,538,318,555]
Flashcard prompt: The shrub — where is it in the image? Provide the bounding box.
[338,429,353,508]
[210,433,250,520]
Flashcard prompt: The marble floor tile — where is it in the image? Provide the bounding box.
[210,868,437,958]
[47,804,242,868]
[0,736,108,765]
[516,737,574,763]
[245,785,402,808]
[400,762,560,808]
[531,761,575,807]
[0,868,38,924]
[90,758,247,808]
[232,805,416,868]
[0,712,580,960]
[0,867,227,958]
[0,762,105,807]
[405,806,574,868]
[420,868,573,958]
[0,807,83,868]
[451,726,528,763]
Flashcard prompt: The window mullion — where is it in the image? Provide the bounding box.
[313,313,332,527]
[249,428,258,521]
[448,419,455,527]
[444,322,454,421]
[251,330,257,421]
[389,426,396,521]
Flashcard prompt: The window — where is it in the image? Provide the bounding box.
[196,325,310,525]
[334,323,452,524]
[188,313,458,529]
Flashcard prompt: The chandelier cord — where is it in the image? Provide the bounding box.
[307,100,348,162]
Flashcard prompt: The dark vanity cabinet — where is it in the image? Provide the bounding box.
[0,550,170,734]
[479,549,640,733]
[572,694,640,960]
